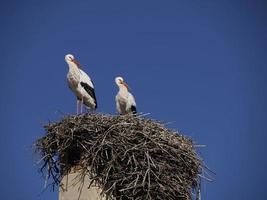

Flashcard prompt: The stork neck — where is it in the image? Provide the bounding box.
[118,85,128,93]
[68,62,80,73]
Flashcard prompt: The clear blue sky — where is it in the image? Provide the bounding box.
[0,0,266,199]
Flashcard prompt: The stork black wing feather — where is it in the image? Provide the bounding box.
[80,82,97,108]
[131,105,137,114]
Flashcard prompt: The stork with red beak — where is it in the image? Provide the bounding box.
[115,76,137,115]
[65,54,97,114]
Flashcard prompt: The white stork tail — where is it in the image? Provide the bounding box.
[65,54,97,114]
[115,76,137,115]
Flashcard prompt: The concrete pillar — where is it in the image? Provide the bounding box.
[59,168,106,200]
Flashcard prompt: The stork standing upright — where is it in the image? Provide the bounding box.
[65,54,97,114]
[115,76,137,115]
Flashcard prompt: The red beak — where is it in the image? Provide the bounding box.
[122,81,130,90]
[72,59,82,68]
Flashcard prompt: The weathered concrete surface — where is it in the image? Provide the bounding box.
[59,169,106,200]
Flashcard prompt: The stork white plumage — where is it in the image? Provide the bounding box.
[65,54,97,114]
[115,77,137,115]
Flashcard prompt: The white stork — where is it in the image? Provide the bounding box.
[65,54,97,114]
[115,76,137,115]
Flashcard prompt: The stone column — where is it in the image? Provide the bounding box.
[59,168,105,200]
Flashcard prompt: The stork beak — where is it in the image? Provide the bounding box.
[72,59,82,68]
[122,81,130,90]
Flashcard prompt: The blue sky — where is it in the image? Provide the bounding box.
[0,0,267,199]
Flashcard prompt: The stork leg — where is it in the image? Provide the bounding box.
[77,99,82,114]
[81,96,84,113]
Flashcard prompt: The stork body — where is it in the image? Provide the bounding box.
[65,54,97,114]
[115,77,137,115]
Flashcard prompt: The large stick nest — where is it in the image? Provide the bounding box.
[35,113,203,200]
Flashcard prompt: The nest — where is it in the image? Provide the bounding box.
[35,113,203,200]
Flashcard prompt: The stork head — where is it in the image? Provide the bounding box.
[65,54,74,62]
[115,76,129,90]
[64,54,81,67]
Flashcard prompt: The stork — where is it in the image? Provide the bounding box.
[65,54,97,114]
[115,76,137,115]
